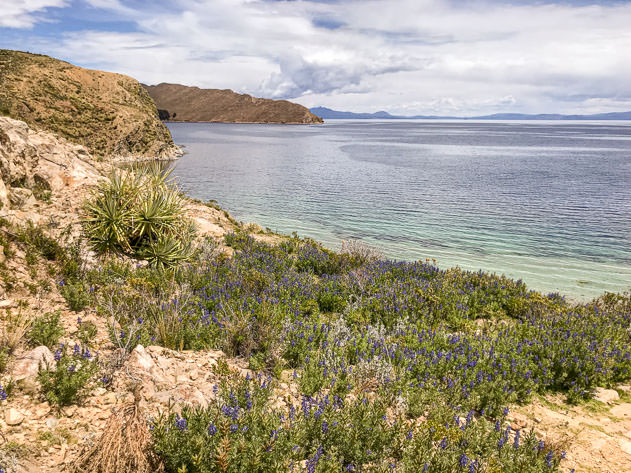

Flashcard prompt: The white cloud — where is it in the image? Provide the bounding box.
[4,0,631,115]
[0,0,67,28]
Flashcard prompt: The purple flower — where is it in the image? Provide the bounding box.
[174,415,188,432]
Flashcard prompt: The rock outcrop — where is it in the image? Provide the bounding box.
[0,49,181,159]
[143,82,324,124]
[0,116,101,213]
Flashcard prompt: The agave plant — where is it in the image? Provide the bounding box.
[138,234,192,270]
[83,166,194,269]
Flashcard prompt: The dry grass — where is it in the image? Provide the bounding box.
[1,305,33,354]
[72,387,163,473]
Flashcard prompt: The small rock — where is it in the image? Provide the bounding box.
[0,298,15,309]
[5,408,24,426]
[534,417,542,423]
[92,387,107,397]
[64,405,77,417]
[12,346,55,380]
[45,417,59,429]
[103,391,118,405]
[8,187,36,208]
[594,387,620,403]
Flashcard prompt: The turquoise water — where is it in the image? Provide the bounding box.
[168,120,631,301]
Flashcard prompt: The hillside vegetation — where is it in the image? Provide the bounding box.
[0,50,179,158]
[144,83,324,124]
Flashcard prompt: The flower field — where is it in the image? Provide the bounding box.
[90,232,631,472]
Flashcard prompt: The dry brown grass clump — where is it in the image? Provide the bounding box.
[72,388,163,473]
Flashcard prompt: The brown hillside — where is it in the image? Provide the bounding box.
[0,49,180,159]
[143,83,323,124]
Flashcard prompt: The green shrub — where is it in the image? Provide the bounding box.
[83,166,194,269]
[75,319,98,347]
[38,343,98,406]
[60,280,91,312]
[27,311,65,348]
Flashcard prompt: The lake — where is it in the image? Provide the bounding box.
[167,120,631,301]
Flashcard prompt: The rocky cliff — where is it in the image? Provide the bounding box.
[0,116,101,216]
[143,83,323,124]
[0,50,180,159]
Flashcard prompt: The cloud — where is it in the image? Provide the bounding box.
[2,0,631,114]
[0,0,67,28]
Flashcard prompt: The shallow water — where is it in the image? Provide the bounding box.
[168,120,631,301]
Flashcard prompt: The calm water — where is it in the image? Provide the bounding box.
[168,120,631,301]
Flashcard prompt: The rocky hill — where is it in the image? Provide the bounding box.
[0,50,180,159]
[143,83,323,124]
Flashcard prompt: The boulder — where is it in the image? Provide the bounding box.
[126,344,173,386]
[12,346,55,380]
[594,387,620,403]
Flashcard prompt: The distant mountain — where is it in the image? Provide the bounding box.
[309,107,397,119]
[311,107,631,121]
[145,83,323,124]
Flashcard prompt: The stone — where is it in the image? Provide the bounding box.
[594,387,620,403]
[12,346,55,380]
[5,407,24,426]
[8,187,36,208]
[0,298,15,309]
[45,417,59,429]
[617,384,631,393]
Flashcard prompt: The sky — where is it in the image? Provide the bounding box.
[1,0,631,116]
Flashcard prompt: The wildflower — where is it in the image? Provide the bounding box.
[174,415,188,432]
[208,423,217,436]
[54,345,63,362]
[545,451,554,467]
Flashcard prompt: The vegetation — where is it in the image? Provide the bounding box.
[80,229,630,472]
[27,311,65,348]
[83,167,194,269]
[37,343,98,407]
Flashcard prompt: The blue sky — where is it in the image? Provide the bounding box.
[1,0,631,115]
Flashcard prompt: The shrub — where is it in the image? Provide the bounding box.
[27,311,65,348]
[38,343,98,406]
[83,166,194,269]
[60,280,91,312]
